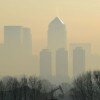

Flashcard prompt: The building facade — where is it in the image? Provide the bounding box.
[73,47,85,77]
[56,48,68,82]
[40,49,52,79]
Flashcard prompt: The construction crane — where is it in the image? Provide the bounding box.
[47,85,64,100]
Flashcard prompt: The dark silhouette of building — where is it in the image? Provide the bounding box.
[40,49,52,80]
[73,47,85,77]
[56,48,68,83]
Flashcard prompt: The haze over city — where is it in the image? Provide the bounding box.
[0,0,100,54]
[0,0,100,82]
[1,1,100,100]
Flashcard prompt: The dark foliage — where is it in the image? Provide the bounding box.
[0,76,53,100]
[69,71,100,100]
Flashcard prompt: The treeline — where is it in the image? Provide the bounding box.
[69,71,100,100]
[0,76,53,100]
[1,71,100,100]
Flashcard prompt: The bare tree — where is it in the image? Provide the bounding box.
[0,76,56,100]
[20,77,28,100]
[12,78,20,100]
[28,76,39,100]
[0,80,4,100]
[70,72,96,100]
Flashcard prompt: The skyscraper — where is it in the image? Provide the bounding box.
[23,28,32,54]
[3,26,23,69]
[73,47,85,77]
[1,26,34,75]
[56,48,68,82]
[4,26,22,49]
[47,17,67,77]
[69,43,91,77]
[47,17,67,50]
[4,26,33,54]
[40,49,52,79]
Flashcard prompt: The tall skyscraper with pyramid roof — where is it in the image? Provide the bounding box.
[40,17,68,83]
[47,17,67,50]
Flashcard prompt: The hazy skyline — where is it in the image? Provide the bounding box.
[0,0,100,54]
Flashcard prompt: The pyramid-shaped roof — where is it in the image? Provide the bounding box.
[49,17,64,26]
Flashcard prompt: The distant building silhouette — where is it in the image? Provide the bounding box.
[70,43,91,59]
[23,28,32,54]
[47,17,67,50]
[69,43,91,77]
[73,47,85,77]
[3,26,23,70]
[46,17,67,81]
[56,48,68,83]
[40,49,52,79]
[0,26,34,75]
[4,26,22,49]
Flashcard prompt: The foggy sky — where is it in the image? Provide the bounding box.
[0,0,100,54]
